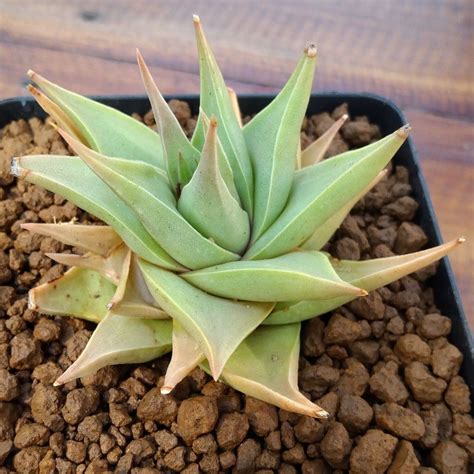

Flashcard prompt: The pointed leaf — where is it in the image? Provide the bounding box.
[28,70,165,168]
[200,110,239,201]
[109,252,168,319]
[193,15,254,216]
[162,322,205,395]
[137,51,199,191]
[139,260,274,380]
[300,113,348,167]
[57,130,239,270]
[54,312,172,385]
[178,118,250,254]
[12,155,183,270]
[184,251,365,301]
[29,267,115,323]
[21,223,122,257]
[301,170,387,251]
[244,47,317,241]
[265,237,464,325]
[46,243,128,285]
[244,126,411,260]
[213,324,327,417]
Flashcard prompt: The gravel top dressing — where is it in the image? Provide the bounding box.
[0,101,471,473]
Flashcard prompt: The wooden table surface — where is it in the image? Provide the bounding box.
[1,0,472,326]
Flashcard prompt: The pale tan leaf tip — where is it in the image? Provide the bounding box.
[316,409,329,418]
[193,14,201,23]
[305,44,317,58]
[10,157,24,178]
[160,386,172,395]
[27,289,37,311]
[341,113,349,122]
[397,124,412,138]
[457,236,466,244]
[26,69,35,79]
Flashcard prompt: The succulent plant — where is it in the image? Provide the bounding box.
[11,16,463,418]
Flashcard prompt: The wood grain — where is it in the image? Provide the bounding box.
[0,0,472,324]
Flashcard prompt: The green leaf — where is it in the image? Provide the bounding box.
[12,155,183,271]
[29,267,115,323]
[47,243,128,285]
[57,130,240,270]
[28,70,165,168]
[21,223,122,257]
[244,47,317,241]
[139,260,274,380]
[108,251,169,319]
[210,324,328,417]
[200,110,239,201]
[161,321,205,395]
[137,51,199,192]
[265,237,464,325]
[54,312,172,385]
[178,118,250,254]
[193,15,254,216]
[183,251,365,301]
[301,170,387,251]
[300,113,348,167]
[244,126,411,260]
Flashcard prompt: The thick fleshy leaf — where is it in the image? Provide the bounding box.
[12,155,182,270]
[29,267,115,323]
[47,243,128,285]
[108,252,168,319]
[178,118,250,254]
[200,110,239,201]
[21,223,122,257]
[28,70,165,168]
[244,125,411,260]
[265,237,464,325]
[301,170,387,251]
[57,130,239,270]
[300,113,348,167]
[162,322,205,395]
[183,251,365,301]
[139,260,274,380]
[209,324,327,417]
[54,312,172,385]
[137,51,199,192]
[244,46,317,242]
[193,15,254,216]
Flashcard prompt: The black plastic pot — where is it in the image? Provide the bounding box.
[1,93,472,394]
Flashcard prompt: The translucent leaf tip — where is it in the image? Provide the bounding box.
[305,44,317,58]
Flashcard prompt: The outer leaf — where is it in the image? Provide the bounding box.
[183,251,365,301]
[108,252,168,319]
[193,15,254,216]
[300,113,348,167]
[137,51,199,192]
[244,46,317,241]
[12,155,183,271]
[47,243,128,285]
[244,126,410,260]
[162,322,205,395]
[58,130,239,270]
[54,312,172,385]
[301,170,387,251]
[21,223,122,257]
[212,324,327,417]
[28,70,165,168]
[265,237,464,325]
[29,267,115,323]
[139,260,274,380]
[178,118,250,254]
